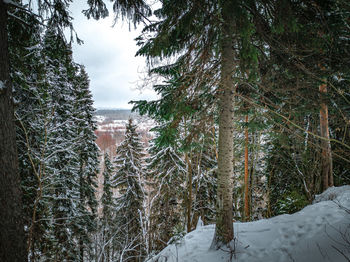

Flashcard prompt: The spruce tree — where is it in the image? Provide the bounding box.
[252,0,350,209]
[10,24,54,262]
[134,0,259,248]
[146,141,186,251]
[1,0,151,258]
[99,152,115,262]
[112,119,145,261]
[41,30,81,261]
[73,65,99,261]
[12,26,100,260]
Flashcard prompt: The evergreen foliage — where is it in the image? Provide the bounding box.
[3,0,153,260]
[112,119,146,261]
[99,152,115,261]
[4,0,350,260]
[146,141,186,251]
[73,65,99,260]
[10,16,99,261]
[133,0,260,248]
[255,0,350,215]
[134,0,350,248]
[191,133,218,226]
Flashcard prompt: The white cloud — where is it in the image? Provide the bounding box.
[69,1,157,109]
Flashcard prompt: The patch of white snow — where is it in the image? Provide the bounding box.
[313,185,350,206]
[148,186,350,262]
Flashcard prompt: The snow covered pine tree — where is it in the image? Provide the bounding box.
[112,119,146,262]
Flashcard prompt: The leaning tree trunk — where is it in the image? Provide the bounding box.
[211,0,235,249]
[319,81,333,191]
[0,2,27,261]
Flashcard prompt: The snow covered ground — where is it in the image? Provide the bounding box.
[149,186,350,262]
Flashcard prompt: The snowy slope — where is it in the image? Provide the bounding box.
[149,186,350,262]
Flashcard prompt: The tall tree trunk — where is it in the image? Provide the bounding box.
[0,2,27,261]
[244,115,250,221]
[211,0,235,249]
[319,82,333,191]
[185,153,193,233]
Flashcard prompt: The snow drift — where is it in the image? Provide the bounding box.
[148,186,350,262]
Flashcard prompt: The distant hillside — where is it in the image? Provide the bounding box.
[94,108,154,155]
[95,109,139,121]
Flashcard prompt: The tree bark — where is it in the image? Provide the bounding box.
[211,0,235,249]
[0,2,27,261]
[185,153,193,233]
[244,115,250,221]
[319,82,333,191]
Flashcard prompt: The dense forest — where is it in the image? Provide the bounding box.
[0,0,349,261]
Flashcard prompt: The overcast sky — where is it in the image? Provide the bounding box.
[69,2,157,109]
